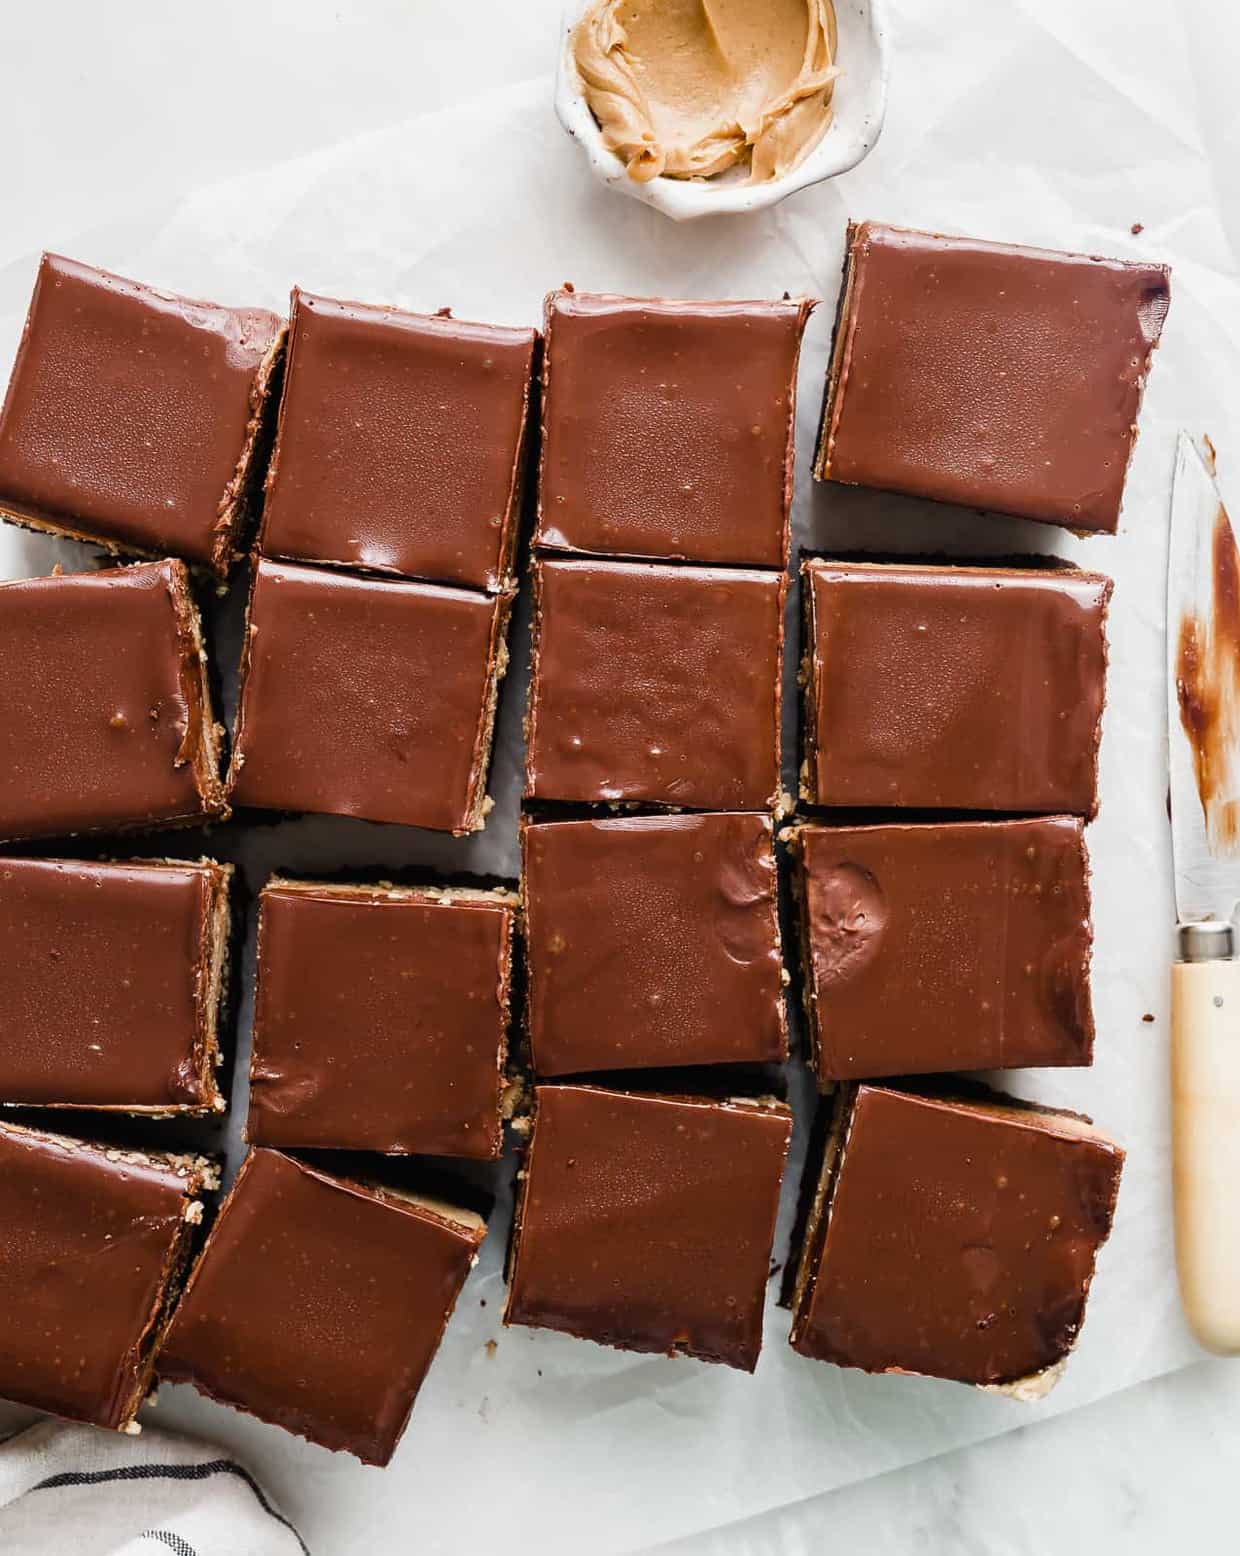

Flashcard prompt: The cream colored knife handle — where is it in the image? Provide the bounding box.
[1172,932,1240,1355]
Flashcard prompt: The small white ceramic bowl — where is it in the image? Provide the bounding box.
[554,0,891,221]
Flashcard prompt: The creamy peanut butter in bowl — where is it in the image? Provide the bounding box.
[555,0,889,220]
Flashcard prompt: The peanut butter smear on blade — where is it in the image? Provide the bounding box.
[572,0,838,185]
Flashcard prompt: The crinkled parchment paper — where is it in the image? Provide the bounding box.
[2,0,1239,1551]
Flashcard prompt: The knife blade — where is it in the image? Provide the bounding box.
[1168,430,1240,925]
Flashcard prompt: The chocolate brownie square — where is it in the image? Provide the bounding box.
[536,290,812,567]
[0,254,283,573]
[817,222,1169,533]
[505,1085,791,1371]
[526,558,785,811]
[260,289,536,590]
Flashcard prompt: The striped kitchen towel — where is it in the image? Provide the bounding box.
[0,1419,307,1556]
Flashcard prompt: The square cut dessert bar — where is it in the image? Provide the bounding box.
[801,558,1112,816]
[789,1085,1123,1394]
[522,813,786,1075]
[0,856,232,1112]
[0,560,226,843]
[526,558,785,811]
[504,1085,791,1372]
[248,878,516,1157]
[816,221,1170,533]
[260,289,538,591]
[0,1121,215,1431]
[791,817,1094,1084]
[229,559,512,834]
[0,254,284,575]
[157,1147,486,1465]
[535,289,813,568]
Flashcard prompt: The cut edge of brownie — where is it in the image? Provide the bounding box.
[283,1149,491,1246]
[797,559,823,807]
[167,560,230,824]
[493,330,541,593]
[1087,575,1115,824]
[781,822,827,1086]
[521,556,547,802]
[787,1083,854,1341]
[533,289,560,544]
[515,814,539,1078]
[192,859,233,1114]
[813,220,861,484]
[224,560,266,805]
[461,586,516,834]
[769,568,790,812]
[777,298,818,565]
[211,323,288,577]
[763,816,792,1065]
[788,1084,1124,1399]
[0,501,140,568]
[130,1151,219,1429]
[348,1173,489,1244]
[263,876,520,911]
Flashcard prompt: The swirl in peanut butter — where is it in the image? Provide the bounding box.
[572,0,838,185]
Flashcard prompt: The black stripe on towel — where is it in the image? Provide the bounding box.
[140,1532,198,1556]
[29,1459,309,1555]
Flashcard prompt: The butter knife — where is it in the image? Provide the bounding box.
[1168,430,1240,1354]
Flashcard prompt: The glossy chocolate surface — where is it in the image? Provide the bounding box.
[261,290,536,590]
[158,1148,485,1464]
[0,560,226,842]
[0,1122,205,1429]
[0,856,229,1110]
[0,254,283,572]
[818,222,1170,533]
[802,559,1111,815]
[248,880,514,1157]
[505,1085,791,1371]
[536,291,812,567]
[796,818,1094,1082]
[229,559,511,834]
[522,814,786,1074]
[526,558,784,810]
[790,1086,1123,1386]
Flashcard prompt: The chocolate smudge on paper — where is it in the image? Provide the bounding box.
[1176,500,1240,850]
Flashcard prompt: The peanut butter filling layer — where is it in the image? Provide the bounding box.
[572,0,838,184]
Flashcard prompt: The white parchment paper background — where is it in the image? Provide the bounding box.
[2,1,1239,1551]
